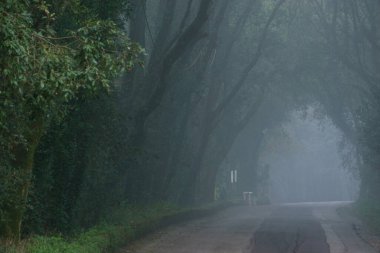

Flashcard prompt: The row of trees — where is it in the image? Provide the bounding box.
[1,0,379,244]
[311,0,380,204]
[1,0,289,241]
[219,0,380,209]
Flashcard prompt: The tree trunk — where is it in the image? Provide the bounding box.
[1,119,43,242]
[129,0,213,148]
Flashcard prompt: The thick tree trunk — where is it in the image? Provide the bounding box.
[175,131,208,204]
[1,119,43,242]
[129,0,213,148]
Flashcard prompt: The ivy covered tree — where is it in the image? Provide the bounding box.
[0,0,141,242]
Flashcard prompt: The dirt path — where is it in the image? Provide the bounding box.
[118,202,379,253]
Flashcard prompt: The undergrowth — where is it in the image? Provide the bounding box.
[2,201,228,253]
[354,199,380,235]
[3,203,181,253]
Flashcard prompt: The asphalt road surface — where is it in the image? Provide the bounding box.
[120,202,378,253]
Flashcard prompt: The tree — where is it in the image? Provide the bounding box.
[0,1,141,241]
[311,0,380,203]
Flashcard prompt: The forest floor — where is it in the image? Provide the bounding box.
[120,202,380,253]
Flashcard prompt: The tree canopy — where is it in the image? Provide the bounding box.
[1,0,380,249]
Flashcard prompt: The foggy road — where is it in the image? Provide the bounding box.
[121,202,377,253]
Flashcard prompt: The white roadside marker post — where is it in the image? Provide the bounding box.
[230,169,238,199]
[243,192,253,206]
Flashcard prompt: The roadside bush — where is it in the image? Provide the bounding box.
[355,199,380,235]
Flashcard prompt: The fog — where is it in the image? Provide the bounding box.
[260,108,359,203]
[3,0,380,243]
[217,105,360,204]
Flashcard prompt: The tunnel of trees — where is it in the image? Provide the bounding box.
[0,0,379,245]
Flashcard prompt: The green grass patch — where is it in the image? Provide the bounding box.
[25,225,131,253]
[4,201,230,253]
[354,199,380,235]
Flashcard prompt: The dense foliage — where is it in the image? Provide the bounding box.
[1,0,380,251]
[0,0,141,242]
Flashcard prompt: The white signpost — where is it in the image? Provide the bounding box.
[230,170,237,183]
[230,169,238,200]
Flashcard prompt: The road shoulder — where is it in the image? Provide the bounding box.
[337,204,380,252]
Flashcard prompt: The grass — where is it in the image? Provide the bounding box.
[3,201,230,253]
[354,199,380,235]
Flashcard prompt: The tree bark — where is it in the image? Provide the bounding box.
[2,118,44,242]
